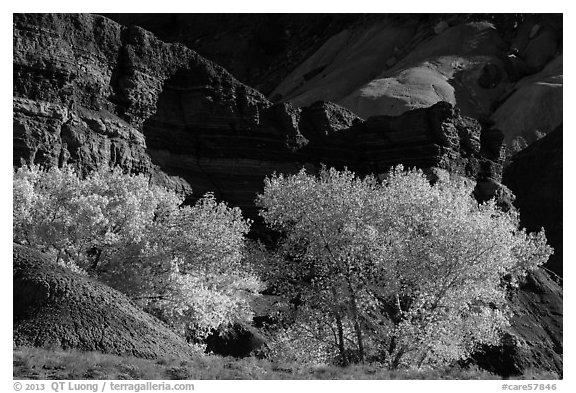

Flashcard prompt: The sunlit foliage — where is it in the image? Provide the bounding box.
[13,165,262,339]
[257,165,552,367]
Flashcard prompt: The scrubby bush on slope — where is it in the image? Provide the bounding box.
[13,165,262,339]
[257,165,551,367]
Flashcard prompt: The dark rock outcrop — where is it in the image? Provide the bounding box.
[13,13,152,174]
[506,270,563,376]
[13,244,195,359]
[503,126,563,276]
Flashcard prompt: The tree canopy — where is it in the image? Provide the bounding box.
[257,165,552,367]
[13,165,262,339]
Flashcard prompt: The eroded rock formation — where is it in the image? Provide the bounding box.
[473,128,563,377]
[13,244,195,359]
[267,14,562,153]
[13,13,507,219]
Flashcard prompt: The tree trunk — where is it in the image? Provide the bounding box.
[346,278,365,363]
[335,314,346,364]
[353,318,365,363]
[391,345,405,369]
[90,248,103,271]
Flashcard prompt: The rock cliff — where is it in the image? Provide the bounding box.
[103,14,562,156]
[472,128,563,377]
[13,13,506,219]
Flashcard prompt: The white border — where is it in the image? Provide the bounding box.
[3,3,571,391]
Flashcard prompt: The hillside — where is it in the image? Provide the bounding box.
[14,244,195,359]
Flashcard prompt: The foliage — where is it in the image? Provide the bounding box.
[256,165,552,367]
[13,165,262,339]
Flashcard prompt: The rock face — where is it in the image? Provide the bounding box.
[13,13,507,220]
[492,56,563,154]
[299,101,506,198]
[13,244,195,359]
[13,14,150,173]
[507,270,562,376]
[507,270,563,377]
[273,20,507,119]
[502,126,563,276]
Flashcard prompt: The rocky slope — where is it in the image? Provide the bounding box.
[473,269,563,377]
[12,13,562,376]
[13,244,195,359]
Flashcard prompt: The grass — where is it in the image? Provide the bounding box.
[13,346,558,380]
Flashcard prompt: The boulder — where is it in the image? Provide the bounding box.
[434,20,449,35]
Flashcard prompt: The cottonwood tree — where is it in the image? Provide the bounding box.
[13,165,262,339]
[256,166,552,367]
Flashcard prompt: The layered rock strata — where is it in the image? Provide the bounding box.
[13,13,507,219]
